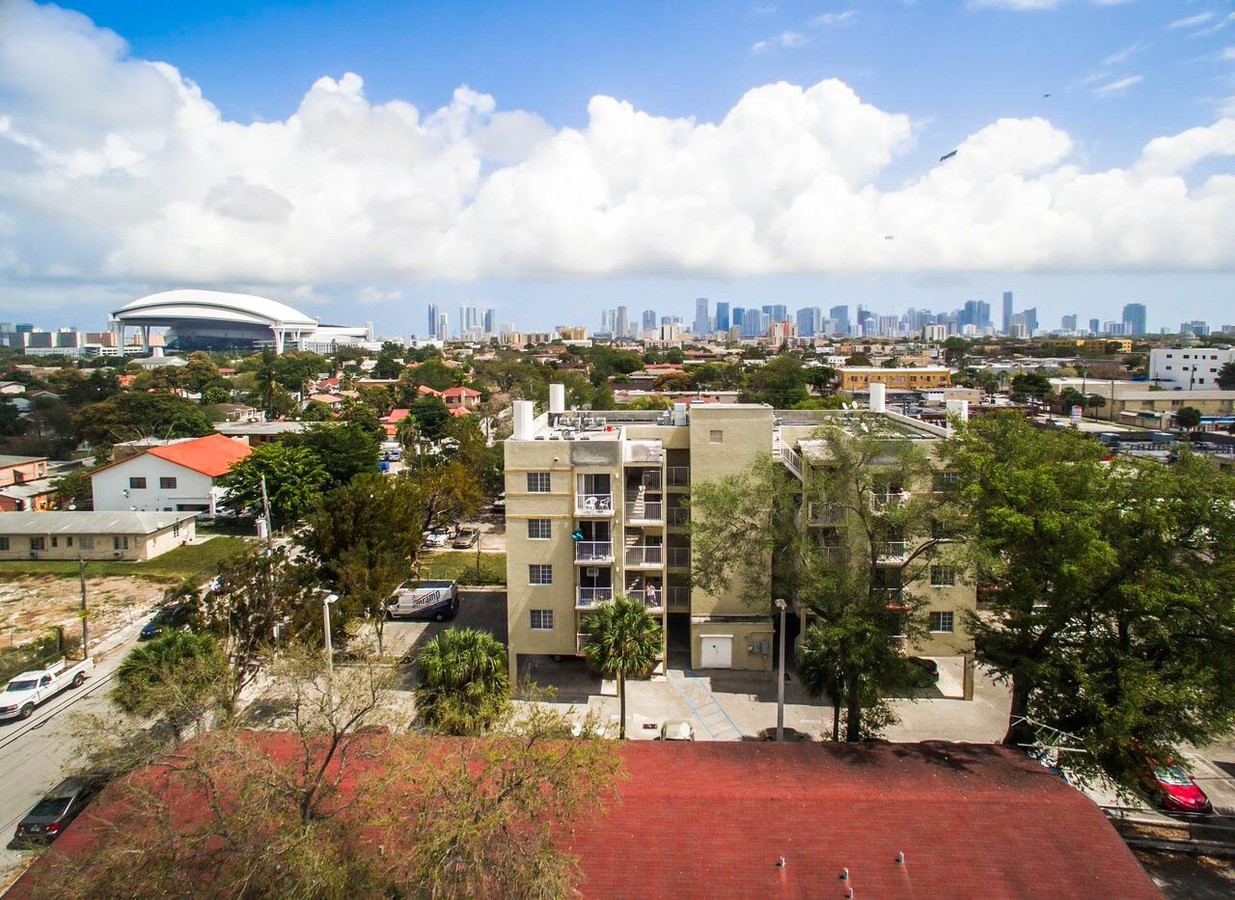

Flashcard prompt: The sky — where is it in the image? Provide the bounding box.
[1,0,1235,337]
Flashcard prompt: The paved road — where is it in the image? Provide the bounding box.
[0,618,144,888]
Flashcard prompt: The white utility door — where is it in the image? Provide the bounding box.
[700,635,733,669]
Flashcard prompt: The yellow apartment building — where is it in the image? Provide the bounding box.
[837,366,951,391]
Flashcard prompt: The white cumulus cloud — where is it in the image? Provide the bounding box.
[1,0,1235,301]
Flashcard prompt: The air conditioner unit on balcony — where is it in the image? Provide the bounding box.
[585,567,599,577]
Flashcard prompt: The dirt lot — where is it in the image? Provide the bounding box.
[0,575,171,653]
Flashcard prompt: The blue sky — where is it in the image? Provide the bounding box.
[2,0,1235,336]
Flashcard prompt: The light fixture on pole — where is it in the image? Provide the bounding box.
[323,593,339,675]
[775,598,787,742]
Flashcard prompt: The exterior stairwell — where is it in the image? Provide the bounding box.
[772,428,803,481]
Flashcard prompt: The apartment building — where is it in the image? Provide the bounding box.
[836,366,951,391]
[504,384,976,690]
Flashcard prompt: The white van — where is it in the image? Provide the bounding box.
[386,581,459,621]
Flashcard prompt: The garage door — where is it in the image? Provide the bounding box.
[700,635,733,669]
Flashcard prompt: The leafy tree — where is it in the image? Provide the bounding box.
[580,596,663,739]
[1009,371,1052,403]
[410,394,451,442]
[112,632,229,743]
[285,421,381,489]
[941,336,968,367]
[415,628,510,734]
[251,347,279,414]
[73,392,213,449]
[1056,387,1087,412]
[50,468,92,509]
[217,443,329,529]
[652,370,695,392]
[1176,406,1202,431]
[373,348,405,380]
[741,355,809,406]
[844,352,872,367]
[179,352,223,395]
[805,365,837,394]
[0,396,22,436]
[200,385,230,405]
[945,412,1235,786]
[1217,361,1235,390]
[880,357,901,368]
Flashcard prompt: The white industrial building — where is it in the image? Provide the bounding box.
[1148,347,1235,391]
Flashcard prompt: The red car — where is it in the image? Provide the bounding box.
[1140,760,1213,815]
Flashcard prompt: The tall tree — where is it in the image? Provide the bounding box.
[741,355,810,407]
[415,628,510,735]
[217,442,329,529]
[1217,360,1235,390]
[945,412,1235,786]
[580,596,663,739]
[285,421,381,488]
[112,632,229,743]
[73,392,213,449]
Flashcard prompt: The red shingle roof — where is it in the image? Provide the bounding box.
[441,385,481,398]
[146,433,252,478]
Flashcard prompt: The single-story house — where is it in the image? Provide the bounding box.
[0,510,196,561]
[0,454,49,493]
[214,421,306,446]
[442,385,482,413]
[91,433,251,515]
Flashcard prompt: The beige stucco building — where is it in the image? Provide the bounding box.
[503,384,976,689]
[0,511,197,561]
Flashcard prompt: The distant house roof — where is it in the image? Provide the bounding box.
[0,511,196,535]
[385,408,411,424]
[441,386,481,398]
[415,385,442,397]
[0,454,48,468]
[9,739,1156,899]
[115,433,253,478]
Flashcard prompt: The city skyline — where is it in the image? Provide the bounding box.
[2,1,1234,334]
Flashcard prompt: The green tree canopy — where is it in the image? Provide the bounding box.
[285,421,380,488]
[112,631,229,743]
[217,442,329,529]
[1217,360,1235,390]
[1176,406,1202,431]
[741,355,809,406]
[415,628,510,734]
[1009,371,1052,402]
[580,596,663,739]
[945,412,1235,787]
[410,395,451,442]
[73,391,214,449]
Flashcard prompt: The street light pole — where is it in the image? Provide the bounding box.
[323,593,338,676]
[775,598,787,742]
[78,557,89,660]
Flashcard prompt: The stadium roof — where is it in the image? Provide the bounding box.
[112,289,318,329]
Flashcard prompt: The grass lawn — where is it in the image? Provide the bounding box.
[418,550,507,585]
[0,536,251,584]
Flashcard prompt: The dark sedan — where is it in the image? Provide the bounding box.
[139,603,192,641]
[9,776,106,847]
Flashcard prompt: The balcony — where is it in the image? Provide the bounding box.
[877,540,910,562]
[666,586,690,609]
[667,547,691,569]
[626,470,662,491]
[870,490,910,512]
[807,502,844,525]
[625,545,664,568]
[625,589,665,613]
[666,506,689,527]
[576,587,613,609]
[666,466,690,489]
[575,493,614,516]
[624,501,663,523]
[574,541,614,564]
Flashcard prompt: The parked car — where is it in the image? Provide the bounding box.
[491,493,506,512]
[9,775,107,847]
[0,658,94,721]
[139,603,192,641]
[423,527,451,548]
[386,581,459,621]
[1139,759,1213,815]
[659,720,695,741]
[452,528,480,549]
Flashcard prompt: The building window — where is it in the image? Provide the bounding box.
[529,564,553,585]
[30,537,45,551]
[530,609,554,630]
[527,518,552,540]
[931,471,960,493]
[113,536,130,551]
[79,536,94,550]
[0,537,8,551]
[12,472,23,484]
[930,565,957,587]
[129,477,147,490]
[172,523,181,538]
[160,476,177,489]
[929,611,955,633]
[709,429,724,444]
[65,537,73,547]
[527,472,551,493]
[50,536,58,548]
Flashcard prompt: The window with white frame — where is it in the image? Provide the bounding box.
[529,564,553,585]
[527,472,551,493]
[527,518,552,540]
[930,565,957,587]
[929,611,955,633]
[530,609,554,630]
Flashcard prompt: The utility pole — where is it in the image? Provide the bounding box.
[260,474,274,552]
[775,598,787,742]
[78,557,88,659]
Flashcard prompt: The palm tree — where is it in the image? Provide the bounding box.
[580,596,663,739]
[414,628,509,735]
[113,631,229,743]
[253,347,278,416]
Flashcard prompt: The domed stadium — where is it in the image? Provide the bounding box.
[111,289,371,353]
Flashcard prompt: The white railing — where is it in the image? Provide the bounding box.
[624,501,663,522]
[575,541,614,562]
[576,633,590,654]
[629,471,662,490]
[576,587,613,608]
[778,444,803,481]
[666,586,690,609]
[666,466,690,488]
[625,589,665,611]
[667,548,691,569]
[575,493,614,514]
[625,545,664,567]
[878,541,910,561]
[870,491,910,511]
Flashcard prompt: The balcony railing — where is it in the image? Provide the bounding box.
[625,589,665,612]
[666,507,689,527]
[574,541,614,563]
[627,470,662,490]
[576,633,590,654]
[576,587,613,609]
[870,491,910,511]
[624,501,663,522]
[666,466,690,488]
[877,540,910,561]
[625,545,664,567]
[667,547,691,569]
[575,493,614,515]
[666,586,690,609]
[807,502,844,525]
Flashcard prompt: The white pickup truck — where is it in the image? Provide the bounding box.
[0,658,94,721]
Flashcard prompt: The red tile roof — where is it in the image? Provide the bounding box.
[146,433,252,478]
[9,739,1157,899]
[441,385,481,398]
[385,408,411,423]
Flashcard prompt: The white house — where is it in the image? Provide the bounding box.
[91,434,251,515]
